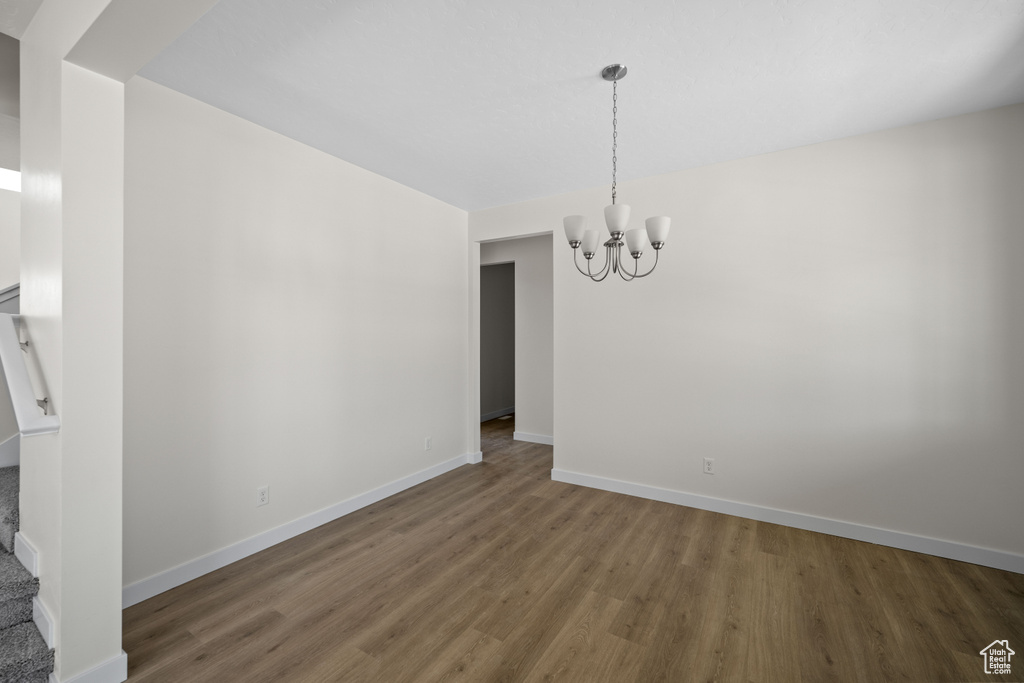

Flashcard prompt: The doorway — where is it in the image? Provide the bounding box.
[476,234,554,456]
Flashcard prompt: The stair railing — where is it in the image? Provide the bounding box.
[0,313,60,436]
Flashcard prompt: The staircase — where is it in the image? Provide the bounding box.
[0,465,53,682]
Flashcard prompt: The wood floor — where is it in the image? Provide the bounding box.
[124,417,1024,682]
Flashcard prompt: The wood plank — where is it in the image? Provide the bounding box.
[742,549,802,683]
[524,589,628,681]
[691,514,758,683]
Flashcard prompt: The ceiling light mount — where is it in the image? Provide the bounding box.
[601,64,627,82]
[562,64,670,282]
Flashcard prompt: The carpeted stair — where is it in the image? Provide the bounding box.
[0,466,54,683]
[0,467,22,553]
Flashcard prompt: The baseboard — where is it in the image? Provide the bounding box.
[513,431,553,446]
[123,451,483,608]
[15,532,37,576]
[551,468,1024,575]
[34,596,54,648]
[0,433,18,467]
[481,407,514,422]
[18,533,56,649]
[14,535,48,658]
[50,650,127,683]
[466,451,483,464]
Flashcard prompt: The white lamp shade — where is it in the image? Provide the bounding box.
[604,204,631,234]
[625,228,648,255]
[645,216,670,244]
[563,215,587,243]
[581,230,601,254]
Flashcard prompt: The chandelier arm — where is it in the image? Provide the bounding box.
[587,245,613,282]
[603,245,617,280]
[615,247,635,281]
[590,246,609,281]
[619,247,647,281]
[622,249,663,278]
[628,249,660,279]
[573,249,594,278]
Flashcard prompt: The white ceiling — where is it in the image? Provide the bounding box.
[0,0,42,41]
[13,1,1024,211]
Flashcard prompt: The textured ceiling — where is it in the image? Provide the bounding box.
[141,0,1024,211]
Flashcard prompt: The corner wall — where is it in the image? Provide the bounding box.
[123,77,471,590]
[471,103,1024,567]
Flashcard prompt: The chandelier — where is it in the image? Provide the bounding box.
[563,64,670,281]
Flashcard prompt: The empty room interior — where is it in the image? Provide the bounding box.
[0,1,1023,682]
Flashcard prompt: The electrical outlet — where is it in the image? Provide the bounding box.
[703,457,715,475]
[256,485,269,506]
[424,436,432,451]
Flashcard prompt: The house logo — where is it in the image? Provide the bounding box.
[980,640,1014,675]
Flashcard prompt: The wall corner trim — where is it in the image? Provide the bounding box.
[51,650,128,683]
[550,468,1024,575]
[122,452,482,608]
[513,432,553,446]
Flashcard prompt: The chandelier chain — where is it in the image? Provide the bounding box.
[610,79,618,204]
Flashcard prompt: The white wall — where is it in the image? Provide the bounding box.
[0,129,18,468]
[479,234,554,442]
[471,103,1024,565]
[0,188,18,288]
[479,262,515,420]
[122,77,471,588]
[0,369,16,464]
[0,188,17,454]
